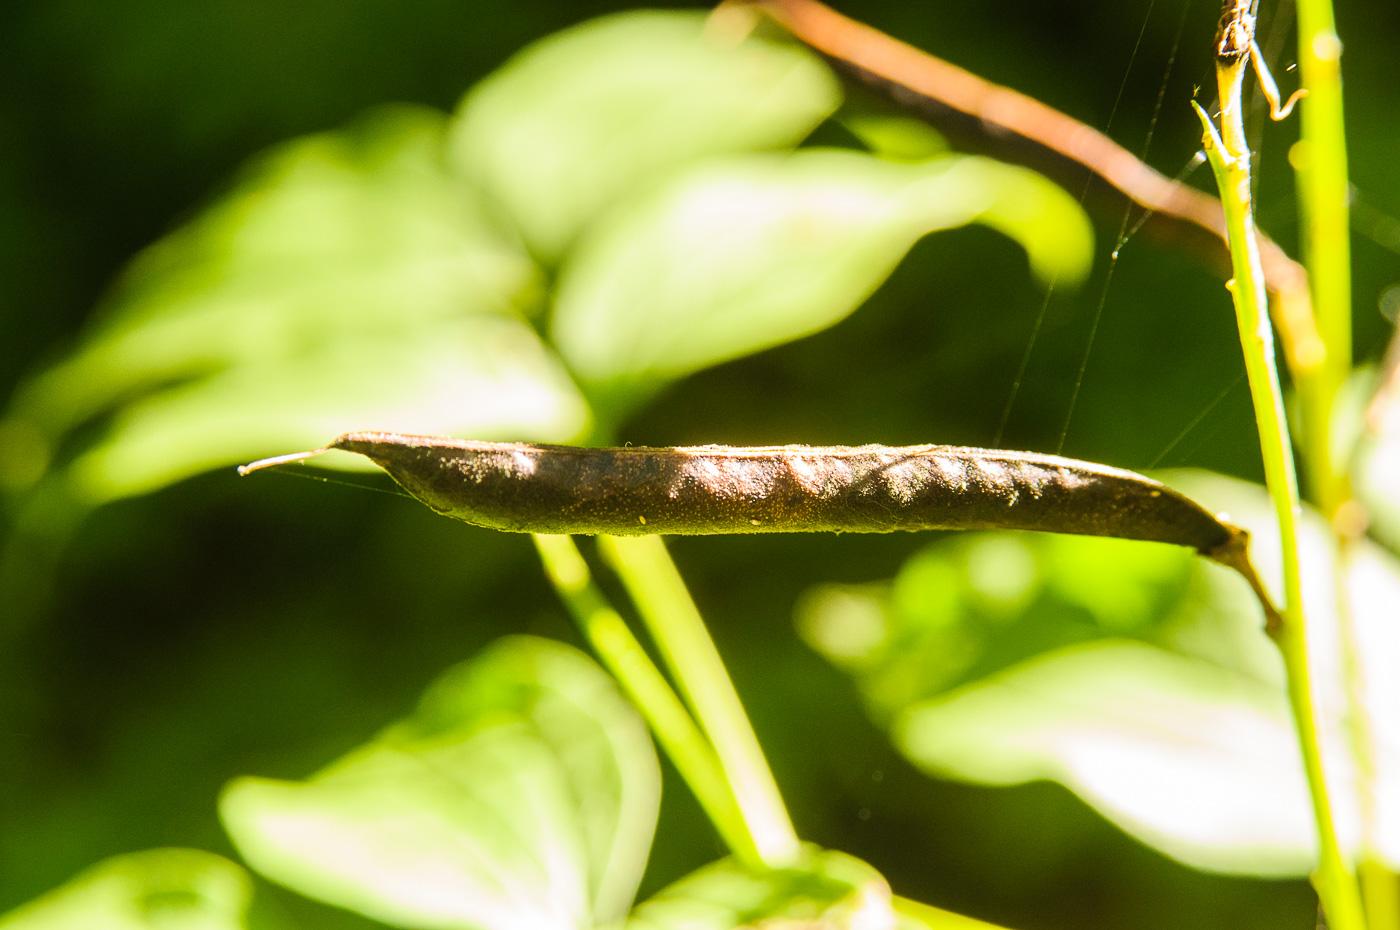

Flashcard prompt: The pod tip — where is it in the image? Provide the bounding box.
[238,447,329,476]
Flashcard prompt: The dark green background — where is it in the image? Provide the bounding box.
[2,1,1397,927]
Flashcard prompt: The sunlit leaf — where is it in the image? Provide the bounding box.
[551,150,1092,388]
[9,105,538,443]
[897,639,1321,875]
[624,847,895,930]
[449,10,841,261]
[796,532,1197,721]
[64,316,589,503]
[1170,471,1400,871]
[841,114,949,163]
[221,636,660,930]
[893,896,1012,930]
[0,849,253,930]
[802,471,1400,875]
[823,473,1400,879]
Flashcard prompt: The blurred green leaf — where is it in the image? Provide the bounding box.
[10,105,538,443]
[0,103,585,632]
[1169,472,1400,872]
[0,849,254,930]
[221,636,660,930]
[796,532,1197,721]
[623,846,894,930]
[64,316,589,503]
[550,150,1092,389]
[449,10,841,262]
[841,114,949,163]
[893,896,1012,930]
[802,471,1400,876]
[896,639,1317,876]
[1,103,576,512]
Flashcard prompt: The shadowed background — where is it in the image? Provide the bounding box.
[2,1,1398,928]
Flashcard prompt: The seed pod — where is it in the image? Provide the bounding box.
[241,432,1281,630]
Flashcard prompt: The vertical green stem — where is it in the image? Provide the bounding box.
[531,533,764,867]
[599,535,801,868]
[1292,2,1396,922]
[1293,0,1351,518]
[1194,55,1365,929]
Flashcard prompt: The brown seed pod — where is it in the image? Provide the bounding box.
[241,431,1282,631]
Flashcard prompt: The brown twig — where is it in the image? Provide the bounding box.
[748,0,1325,381]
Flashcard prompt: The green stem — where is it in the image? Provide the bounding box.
[1193,62,1365,930]
[531,533,764,867]
[599,535,801,868]
[1293,0,1351,518]
[1292,1,1397,922]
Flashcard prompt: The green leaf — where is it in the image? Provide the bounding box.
[1167,472,1400,872]
[896,639,1317,875]
[801,471,1400,876]
[550,150,1092,389]
[221,636,660,930]
[840,114,949,163]
[796,532,1198,722]
[0,849,254,930]
[64,316,589,503]
[449,10,841,262]
[623,847,895,930]
[892,896,1011,930]
[10,105,538,443]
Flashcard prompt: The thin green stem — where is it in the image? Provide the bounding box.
[1292,1,1397,921]
[599,535,801,868]
[1293,0,1351,518]
[1194,54,1365,930]
[531,533,764,867]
